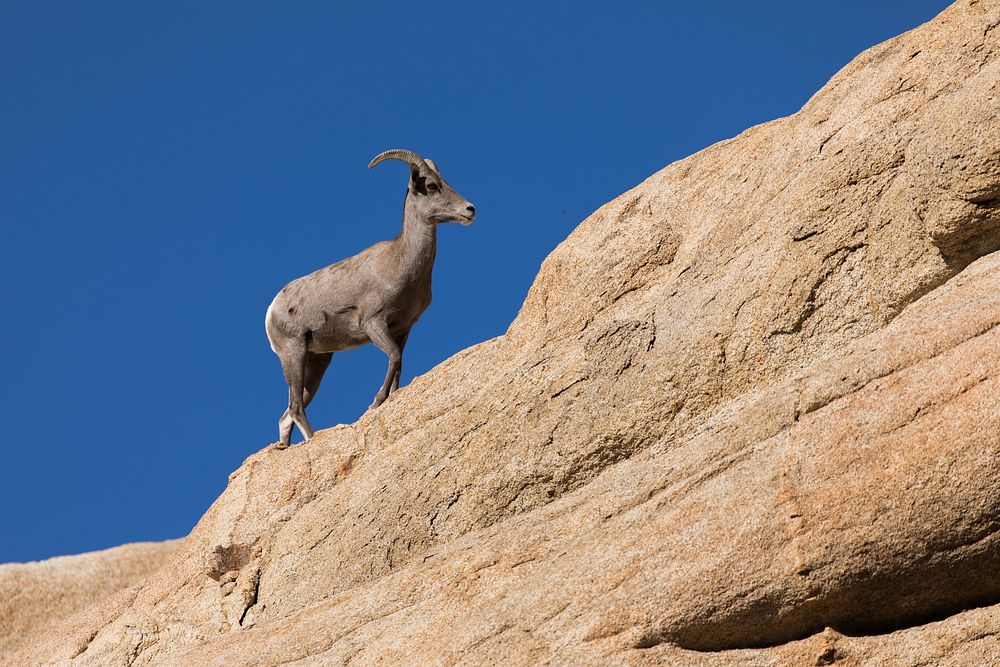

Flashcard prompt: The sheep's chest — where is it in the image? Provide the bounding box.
[387,286,431,334]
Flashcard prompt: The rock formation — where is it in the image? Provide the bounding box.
[6,0,1000,664]
[0,541,178,662]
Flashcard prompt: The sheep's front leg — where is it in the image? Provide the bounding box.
[277,337,315,447]
[364,320,401,410]
[390,329,410,393]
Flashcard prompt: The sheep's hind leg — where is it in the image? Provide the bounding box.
[303,352,333,408]
[277,409,295,448]
[276,352,329,448]
[276,338,315,447]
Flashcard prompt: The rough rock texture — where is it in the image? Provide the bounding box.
[0,541,179,662]
[13,1,1000,664]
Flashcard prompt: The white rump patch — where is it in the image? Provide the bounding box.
[265,298,279,353]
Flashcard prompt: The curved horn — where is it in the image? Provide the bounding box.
[368,149,428,171]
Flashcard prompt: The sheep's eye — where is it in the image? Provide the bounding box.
[427,182,440,193]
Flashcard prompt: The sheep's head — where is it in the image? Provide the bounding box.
[369,149,476,226]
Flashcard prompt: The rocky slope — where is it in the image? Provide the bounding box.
[10,1,1000,664]
[0,541,178,662]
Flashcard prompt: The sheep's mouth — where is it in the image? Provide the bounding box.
[454,214,475,226]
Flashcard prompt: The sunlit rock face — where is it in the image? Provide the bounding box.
[0,541,179,663]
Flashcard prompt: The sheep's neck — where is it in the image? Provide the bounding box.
[399,199,437,279]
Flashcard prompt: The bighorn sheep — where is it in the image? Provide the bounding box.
[265,149,476,447]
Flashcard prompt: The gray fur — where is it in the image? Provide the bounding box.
[265,149,475,447]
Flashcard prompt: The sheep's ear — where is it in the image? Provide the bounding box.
[409,166,428,195]
[424,159,438,173]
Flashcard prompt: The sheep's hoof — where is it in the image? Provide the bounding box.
[272,441,290,451]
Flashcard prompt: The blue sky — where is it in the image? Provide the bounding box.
[0,1,949,563]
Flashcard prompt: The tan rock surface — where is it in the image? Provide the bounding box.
[13,1,1000,664]
[0,540,179,662]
